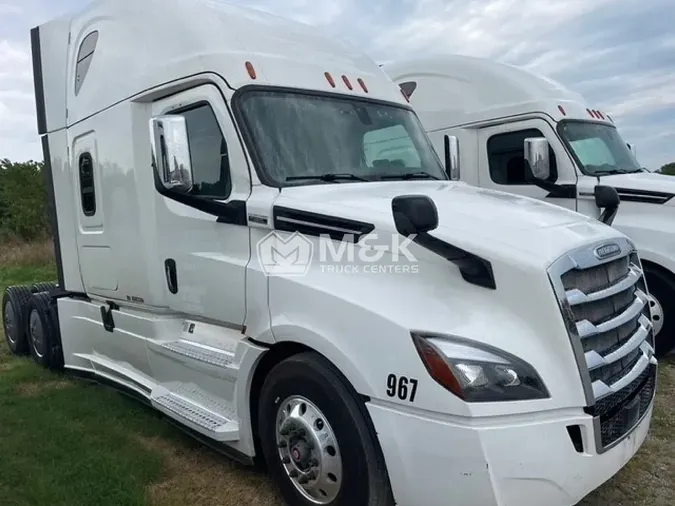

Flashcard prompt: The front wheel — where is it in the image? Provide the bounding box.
[257,352,394,506]
[644,267,675,357]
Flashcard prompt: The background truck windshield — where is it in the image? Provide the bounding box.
[558,121,642,175]
[237,90,447,186]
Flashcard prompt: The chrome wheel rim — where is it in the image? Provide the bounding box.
[29,310,45,358]
[275,395,343,504]
[3,301,17,345]
[648,293,664,336]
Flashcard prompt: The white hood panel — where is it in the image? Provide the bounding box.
[276,181,626,268]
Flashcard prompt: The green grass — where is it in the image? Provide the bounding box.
[0,258,282,506]
[0,263,167,506]
[1,255,674,505]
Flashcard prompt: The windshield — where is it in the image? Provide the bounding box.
[236,89,447,186]
[558,120,642,176]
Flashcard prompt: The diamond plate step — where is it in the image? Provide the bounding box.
[152,389,239,441]
[160,340,236,368]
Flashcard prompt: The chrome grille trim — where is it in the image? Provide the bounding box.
[585,315,652,370]
[575,289,648,338]
[547,236,657,453]
[566,264,642,306]
[591,341,654,400]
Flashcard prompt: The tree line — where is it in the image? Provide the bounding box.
[1,156,674,243]
[660,163,675,175]
[0,159,50,241]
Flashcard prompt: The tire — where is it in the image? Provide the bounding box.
[644,266,675,357]
[31,282,58,294]
[2,285,34,355]
[257,351,394,506]
[24,292,64,370]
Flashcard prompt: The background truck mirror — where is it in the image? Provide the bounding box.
[524,137,551,181]
[149,115,194,194]
[444,135,460,180]
[595,185,620,226]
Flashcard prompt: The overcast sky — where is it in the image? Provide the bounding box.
[1,0,674,169]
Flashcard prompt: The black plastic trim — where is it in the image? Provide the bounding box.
[41,137,65,289]
[614,187,674,205]
[390,195,495,289]
[30,27,47,135]
[31,26,65,290]
[230,84,416,189]
[545,184,577,199]
[273,206,375,242]
[152,169,247,225]
[399,81,417,99]
[416,233,496,289]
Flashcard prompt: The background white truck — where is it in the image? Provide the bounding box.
[383,54,675,356]
[0,2,659,506]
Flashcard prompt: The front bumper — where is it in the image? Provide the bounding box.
[367,400,653,506]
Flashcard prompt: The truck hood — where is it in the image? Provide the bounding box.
[275,181,624,268]
[599,172,675,203]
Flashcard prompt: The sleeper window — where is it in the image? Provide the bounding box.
[487,129,558,185]
[176,103,231,198]
[79,152,96,216]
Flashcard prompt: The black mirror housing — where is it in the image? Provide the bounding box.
[595,185,620,226]
[392,195,439,236]
[595,185,620,209]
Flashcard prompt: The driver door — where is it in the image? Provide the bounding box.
[477,118,578,212]
[149,83,252,326]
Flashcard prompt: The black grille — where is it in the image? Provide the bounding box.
[562,257,629,293]
[593,364,656,448]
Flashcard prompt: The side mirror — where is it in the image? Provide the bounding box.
[524,137,551,181]
[444,135,460,181]
[392,195,439,236]
[595,185,620,226]
[149,115,194,193]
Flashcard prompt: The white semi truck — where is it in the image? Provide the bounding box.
[1,2,658,506]
[383,54,675,357]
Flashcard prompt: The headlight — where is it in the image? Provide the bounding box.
[411,332,549,402]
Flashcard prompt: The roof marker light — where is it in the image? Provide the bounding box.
[342,75,353,90]
[325,72,336,88]
[245,61,257,80]
[587,108,594,117]
[357,78,369,93]
[558,105,567,116]
[607,114,614,123]
[596,110,605,120]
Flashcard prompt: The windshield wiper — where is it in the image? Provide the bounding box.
[286,173,368,183]
[596,169,641,176]
[377,171,440,181]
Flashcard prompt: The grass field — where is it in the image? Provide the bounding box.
[1,240,674,505]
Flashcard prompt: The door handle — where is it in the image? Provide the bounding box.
[165,258,178,294]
